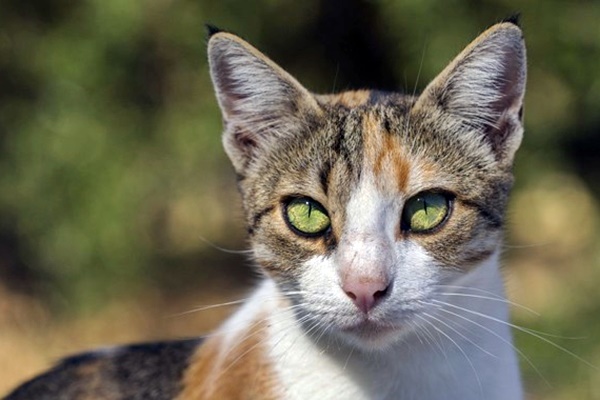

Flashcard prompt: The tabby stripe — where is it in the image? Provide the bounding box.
[248,205,275,236]
[319,161,332,196]
[324,233,338,253]
[460,248,496,266]
[461,199,503,229]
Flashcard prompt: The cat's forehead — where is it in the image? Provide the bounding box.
[316,90,413,108]
[247,88,498,214]
[313,94,451,195]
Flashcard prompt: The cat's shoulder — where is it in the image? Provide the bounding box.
[4,339,203,400]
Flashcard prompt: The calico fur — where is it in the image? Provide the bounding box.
[6,20,526,400]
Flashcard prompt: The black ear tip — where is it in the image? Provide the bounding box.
[501,13,521,27]
[205,24,223,40]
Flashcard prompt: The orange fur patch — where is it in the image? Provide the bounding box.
[176,317,279,400]
[319,90,371,107]
[363,113,411,192]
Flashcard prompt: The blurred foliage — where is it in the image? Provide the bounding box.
[1,0,600,398]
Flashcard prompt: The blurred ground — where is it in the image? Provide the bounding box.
[0,277,245,393]
[1,0,600,398]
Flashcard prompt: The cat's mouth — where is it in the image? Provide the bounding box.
[335,319,405,350]
[336,308,421,348]
[339,317,401,342]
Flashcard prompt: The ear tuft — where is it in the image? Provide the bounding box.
[501,13,521,27]
[205,24,223,40]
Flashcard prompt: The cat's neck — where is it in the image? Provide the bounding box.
[199,252,523,400]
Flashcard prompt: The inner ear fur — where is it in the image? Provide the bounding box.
[207,32,322,172]
[415,22,527,163]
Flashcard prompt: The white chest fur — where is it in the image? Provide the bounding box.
[232,258,522,400]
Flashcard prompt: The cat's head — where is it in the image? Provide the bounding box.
[207,21,526,350]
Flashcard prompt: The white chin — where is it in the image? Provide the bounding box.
[336,322,405,351]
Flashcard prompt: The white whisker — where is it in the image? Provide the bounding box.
[432,299,598,371]
[428,309,498,359]
[169,298,252,317]
[197,235,253,254]
[435,292,539,316]
[342,344,355,371]
[422,299,550,386]
[434,284,510,299]
[416,317,449,361]
[170,290,307,318]
[417,313,483,395]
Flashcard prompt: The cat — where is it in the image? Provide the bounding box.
[5,18,526,400]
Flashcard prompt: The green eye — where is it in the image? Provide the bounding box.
[402,192,451,233]
[285,198,330,236]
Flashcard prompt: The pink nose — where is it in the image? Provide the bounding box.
[343,279,390,314]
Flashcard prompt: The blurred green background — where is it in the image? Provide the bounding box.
[1,0,599,398]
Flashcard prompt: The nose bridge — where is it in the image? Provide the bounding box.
[338,231,391,278]
[338,164,398,312]
[337,230,394,314]
[338,171,396,278]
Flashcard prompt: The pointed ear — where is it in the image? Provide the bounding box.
[207,32,322,172]
[415,22,526,164]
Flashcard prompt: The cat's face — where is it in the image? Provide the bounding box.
[208,23,526,350]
